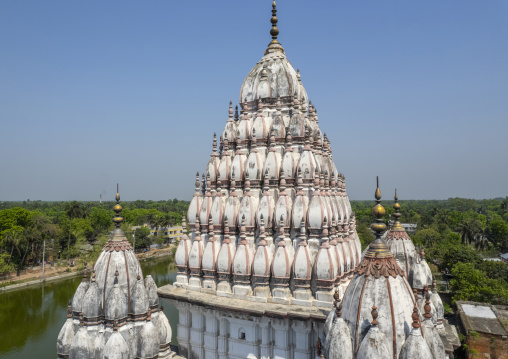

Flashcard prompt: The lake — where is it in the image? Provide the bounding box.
[0,256,178,359]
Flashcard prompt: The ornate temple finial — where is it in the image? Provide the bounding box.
[278,215,285,243]
[195,172,200,192]
[182,214,187,235]
[67,299,72,318]
[364,177,392,258]
[195,214,201,236]
[299,218,307,245]
[234,105,239,121]
[371,177,386,236]
[322,216,329,239]
[212,133,218,153]
[228,101,233,119]
[113,183,123,229]
[265,1,284,54]
[412,306,421,328]
[244,171,251,193]
[413,287,418,299]
[424,292,432,319]
[392,188,403,230]
[371,306,379,326]
[279,171,286,192]
[208,213,214,239]
[259,215,267,246]
[263,168,270,192]
[201,173,206,195]
[240,215,247,243]
[270,1,279,43]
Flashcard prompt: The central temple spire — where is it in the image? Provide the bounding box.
[265,1,285,54]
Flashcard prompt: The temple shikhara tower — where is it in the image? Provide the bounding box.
[58,2,458,358]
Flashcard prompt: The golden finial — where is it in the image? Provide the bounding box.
[265,1,285,54]
[371,177,386,233]
[270,1,279,43]
[112,183,123,228]
[392,188,403,230]
[364,177,392,258]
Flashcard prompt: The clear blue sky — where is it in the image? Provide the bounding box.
[0,1,507,201]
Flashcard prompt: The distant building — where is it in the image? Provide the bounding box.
[132,224,183,243]
[456,301,508,359]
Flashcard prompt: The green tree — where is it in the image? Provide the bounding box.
[474,232,491,251]
[356,222,375,250]
[65,201,82,259]
[414,228,441,247]
[134,227,151,250]
[488,219,508,250]
[440,245,482,272]
[0,253,15,277]
[458,218,482,246]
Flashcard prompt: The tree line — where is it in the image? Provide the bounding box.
[0,199,189,276]
[1,196,507,306]
[353,196,508,305]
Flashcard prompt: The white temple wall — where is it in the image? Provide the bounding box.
[172,301,324,359]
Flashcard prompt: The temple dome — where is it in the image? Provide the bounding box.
[239,50,308,107]
[340,183,416,358]
[57,187,173,359]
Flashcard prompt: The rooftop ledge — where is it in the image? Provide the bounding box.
[158,284,328,322]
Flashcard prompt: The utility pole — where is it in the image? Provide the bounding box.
[42,240,46,280]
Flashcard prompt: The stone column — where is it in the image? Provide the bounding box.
[272,318,291,359]
[258,318,271,359]
[203,309,219,359]
[218,316,229,359]
[189,307,205,359]
[175,302,192,359]
[292,320,312,359]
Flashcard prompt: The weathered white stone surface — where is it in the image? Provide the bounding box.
[421,318,446,359]
[58,223,174,359]
[160,284,326,359]
[324,317,353,359]
[399,327,433,359]
[341,272,415,358]
[103,328,130,359]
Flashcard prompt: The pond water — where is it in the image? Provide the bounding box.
[0,256,178,359]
